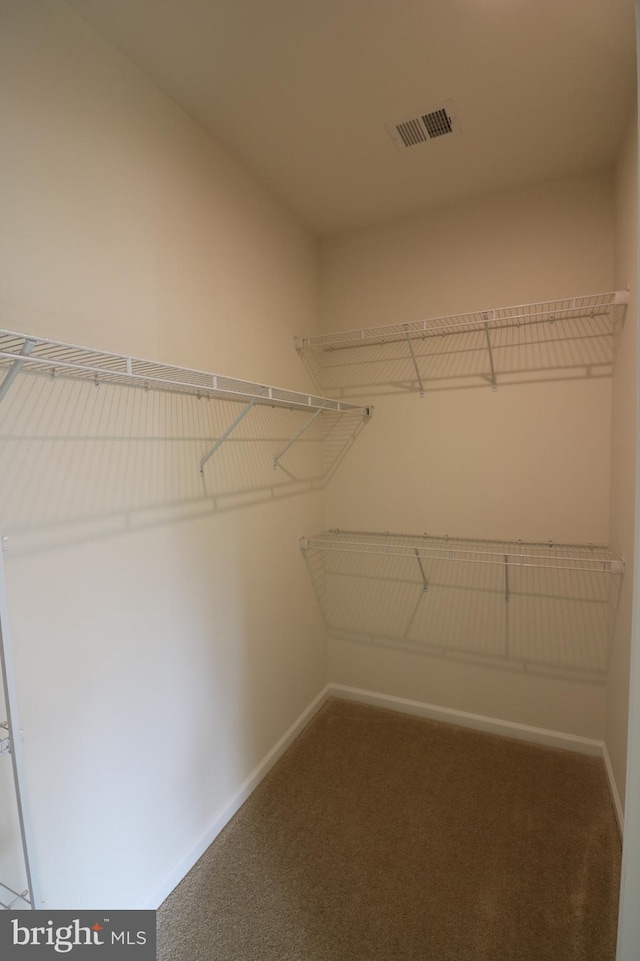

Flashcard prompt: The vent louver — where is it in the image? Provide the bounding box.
[386,100,460,151]
[423,108,453,138]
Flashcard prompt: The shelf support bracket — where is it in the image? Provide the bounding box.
[504,554,510,601]
[0,339,36,404]
[483,317,497,391]
[0,720,10,756]
[0,528,39,908]
[403,326,424,397]
[200,386,267,474]
[273,407,325,470]
[415,549,429,593]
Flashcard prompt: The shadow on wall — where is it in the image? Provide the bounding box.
[0,372,369,556]
[302,537,623,685]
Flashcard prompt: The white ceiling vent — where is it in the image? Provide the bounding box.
[386,100,461,151]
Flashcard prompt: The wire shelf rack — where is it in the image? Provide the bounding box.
[300,530,625,576]
[0,882,31,910]
[0,328,371,415]
[0,328,373,476]
[300,530,624,678]
[295,291,628,395]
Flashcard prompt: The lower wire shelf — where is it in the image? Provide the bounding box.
[0,881,31,910]
[300,530,625,679]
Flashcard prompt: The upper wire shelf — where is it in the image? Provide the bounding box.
[0,328,373,474]
[295,291,628,395]
[0,328,371,415]
[300,530,625,576]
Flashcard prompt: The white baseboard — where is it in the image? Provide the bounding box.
[138,684,331,910]
[601,741,625,836]
[328,683,604,756]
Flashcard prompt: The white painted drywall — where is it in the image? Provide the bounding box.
[0,0,325,908]
[608,113,638,812]
[321,173,615,738]
[614,10,640,951]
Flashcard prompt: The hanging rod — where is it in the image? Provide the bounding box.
[295,290,628,353]
[0,328,372,416]
[299,530,625,576]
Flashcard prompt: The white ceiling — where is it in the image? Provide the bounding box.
[67,0,637,236]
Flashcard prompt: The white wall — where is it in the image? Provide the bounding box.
[0,0,325,908]
[321,172,616,737]
[613,27,640,951]
[608,113,638,810]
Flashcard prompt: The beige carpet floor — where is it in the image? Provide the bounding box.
[157,698,621,961]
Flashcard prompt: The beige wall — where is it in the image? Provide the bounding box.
[321,172,615,331]
[608,114,638,811]
[321,173,616,737]
[0,0,324,908]
[612,16,640,950]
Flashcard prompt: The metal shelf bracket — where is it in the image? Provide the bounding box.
[0,529,40,908]
[0,882,31,910]
[0,339,35,403]
[415,548,429,592]
[273,406,325,470]
[483,314,497,391]
[200,387,268,474]
[403,325,425,397]
[0,720,10,756]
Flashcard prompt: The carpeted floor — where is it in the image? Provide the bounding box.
[157,698,621,961]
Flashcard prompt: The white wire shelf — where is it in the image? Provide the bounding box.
[295,291,628,395]
[0,881,31,910]
[0,328,373,475]
[0,719,9,756]
[300,530,625,678]
[300,530,625,576]
[0,328,371,415]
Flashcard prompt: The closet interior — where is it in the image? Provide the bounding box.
[0,1,637,950]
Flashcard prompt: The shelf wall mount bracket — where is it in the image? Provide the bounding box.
[483,314,497,391]
[273,406,325,470]
[404,325,425,397]
[415,549,429,593]
[0,881,31,910]
[0,720,11,756]
[0,531,40,909]
[0,339,36,404]
[200,386,269,474]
